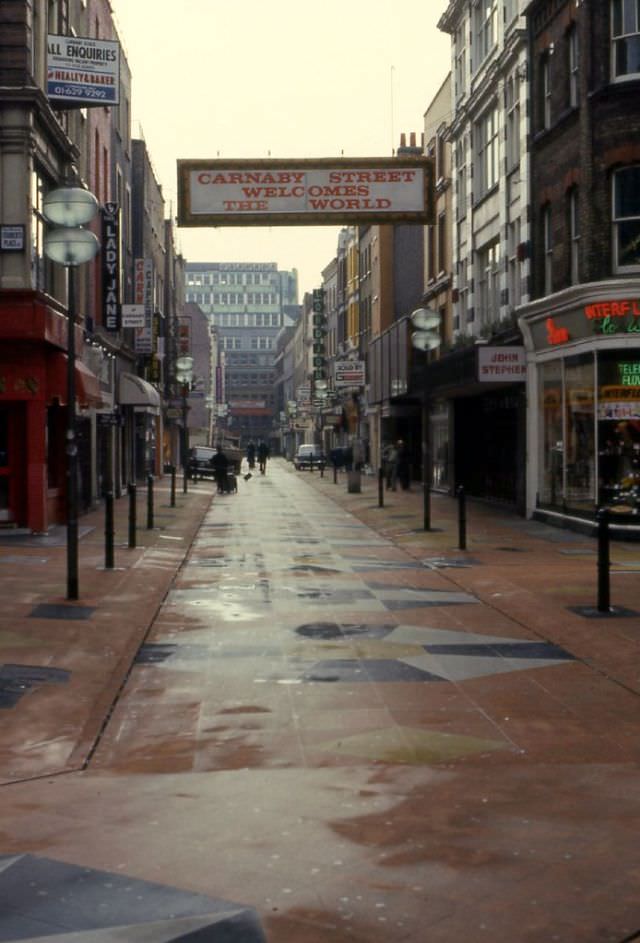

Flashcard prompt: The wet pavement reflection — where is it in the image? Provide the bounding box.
[3,462,640,943]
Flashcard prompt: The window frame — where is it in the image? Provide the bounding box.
[611,0,640,81]
[569,187,580,285]
[612,165,640,272]
[543,204,554,294]
[474,0,498,69]
[568,25,580,108]
[475,105,499,200]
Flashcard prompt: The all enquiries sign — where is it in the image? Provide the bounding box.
[47,35,120,107]
[177,158,434,227]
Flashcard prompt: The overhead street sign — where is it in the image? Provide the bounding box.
[177,157,434,227]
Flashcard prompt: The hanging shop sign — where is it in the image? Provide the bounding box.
[47,35,120,107]
[335,360,366,388]
[102,203,120,331]
[477,346,526,382]
[122,305,145,328]
[133,258,153,354]
[177,157,434,227]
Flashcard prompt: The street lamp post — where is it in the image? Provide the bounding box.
[176,356,194,493]
[43,187,100,600]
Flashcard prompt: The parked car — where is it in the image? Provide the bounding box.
[188,446,216,479]
[293,444,326,470]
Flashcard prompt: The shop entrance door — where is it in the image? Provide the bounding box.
[0,405,26,525]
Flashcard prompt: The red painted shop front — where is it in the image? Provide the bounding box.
[0,292,102,533]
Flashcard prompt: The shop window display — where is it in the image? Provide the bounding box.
[565,354,595,510]
[431,401,450,489]
[598,351,640,516]
[539,360,564,505]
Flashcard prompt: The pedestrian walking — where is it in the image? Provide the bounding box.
[246,440,256,470]
[209,446,229,494]
[383,442,398,490]
[396,439,411,491]
[257,441,270,475]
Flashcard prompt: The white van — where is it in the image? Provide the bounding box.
[293,444,325,470]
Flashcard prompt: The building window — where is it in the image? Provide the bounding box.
[505,75,521,172]
[504,0,518,27]
[568,25,579,108]
[507,217,522,309]
[437,213,447,275]
[540,54,552,129]
[613,165,640,270]
[569,187,580,284]
[543,204,553,293]
[427,224,437,282]
[455,23,467,100]
[456,138,467,220]
[476,241,501,326]
[474,0,498,67]
[475,106,499,198]
[612,0,640,79]
[31,169,53,292]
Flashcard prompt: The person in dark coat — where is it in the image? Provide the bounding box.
[210,446,229,494]
[246,440,256,470]
[257,441,270,474]
[396,439,411,491]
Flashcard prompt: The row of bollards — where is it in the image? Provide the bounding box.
[103,467,184,570]
[372,473,614,615]
[597,507,610,614]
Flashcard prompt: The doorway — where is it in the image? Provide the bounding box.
[0,405,26,525]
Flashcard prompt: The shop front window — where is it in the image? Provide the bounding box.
[539,360,564,505]
[431,400,450,490]
[565,354,595,510]
[598,350,640,516]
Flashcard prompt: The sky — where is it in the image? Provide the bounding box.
[109,1,451,298]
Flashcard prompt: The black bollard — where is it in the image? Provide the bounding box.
[320,461,325,478]
[378,466,384,508]
[597,507,611,613]
[128,483,137,549]
[170,465,176,508]
[457,485,467,551]
[333,463,338,484]
[147,474,154,530]
[104,491,114,569]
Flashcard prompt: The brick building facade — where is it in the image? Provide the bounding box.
[519,0,640,532]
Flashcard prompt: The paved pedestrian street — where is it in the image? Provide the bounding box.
[1,461,640,941]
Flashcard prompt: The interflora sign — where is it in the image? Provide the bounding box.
[530,297,640,350]
[177,157,434,227]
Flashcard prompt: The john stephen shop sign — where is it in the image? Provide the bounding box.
[177,158,434,227]
[531,298,640,350]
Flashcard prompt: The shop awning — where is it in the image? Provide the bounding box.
[47,353,104,408]
[118,372,161,412]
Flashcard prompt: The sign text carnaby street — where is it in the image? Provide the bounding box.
[177,157,434,227]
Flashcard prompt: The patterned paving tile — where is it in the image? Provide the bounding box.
[0,854,265,941]
[315,726,509,765]
[290,625,576,686]
[303,659,445,684]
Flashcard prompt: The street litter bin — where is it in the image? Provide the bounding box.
[347,470,361,493]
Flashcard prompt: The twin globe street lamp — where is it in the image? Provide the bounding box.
[43,186,100,601]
